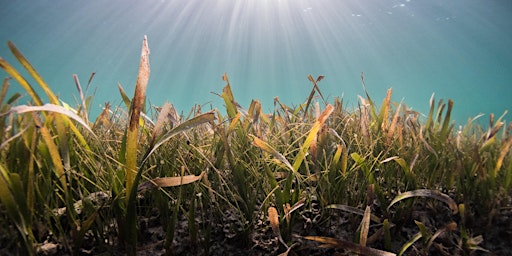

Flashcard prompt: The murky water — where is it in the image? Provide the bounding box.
[1,0,511,124]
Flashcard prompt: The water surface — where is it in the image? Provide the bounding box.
[1,0,511,124]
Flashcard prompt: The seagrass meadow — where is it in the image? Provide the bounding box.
[0,37,511,256]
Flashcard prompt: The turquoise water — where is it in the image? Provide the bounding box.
[1,0,511,125]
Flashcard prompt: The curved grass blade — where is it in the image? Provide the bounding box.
[303,236,396,256]
[387,189,458,214]
[326,204,381,223]
[8,104,96,137]
[3,42,90,149]
[141,110,215,165]
[138,171,205,192]
[252,135,295,173]
[9,41,90,158]
[381,157,416,188]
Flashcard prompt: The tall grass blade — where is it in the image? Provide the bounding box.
[360,206,371,246]
[0,78,10,107]
[505,156,512,190]
[329,128,348,174]
[480,113,506,150]
[493,134,512,177]
[358,96,370,138]
[292,104,333,172]
[0,78,11,146]
[118,83,132,110]
[360,72,378,121]
[439,99,454,141]
[377,88,392,131]
[424,94,435,131]
[386,101,402,145]
[165,167,185,252]
[262,162,285,214]
[8,41,59,104]
[3,42,90,150]
[246,99,262,129]
[121,35,150,255]
[268,206,288,248]
[303,74,326,118]
[0,165,34,255]
[31,113,68,195]
[124,35,150,198]
[436,99,446,124]
[268,207,281,237]
[73,74,89,123]
[398,232,422,256]
[10,41,85,168]
[0,57,43,105]
[383,219,392,250]
[221,73,238,119]
[332,144,343,172]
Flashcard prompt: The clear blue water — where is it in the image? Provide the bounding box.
[1,0,511,125]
